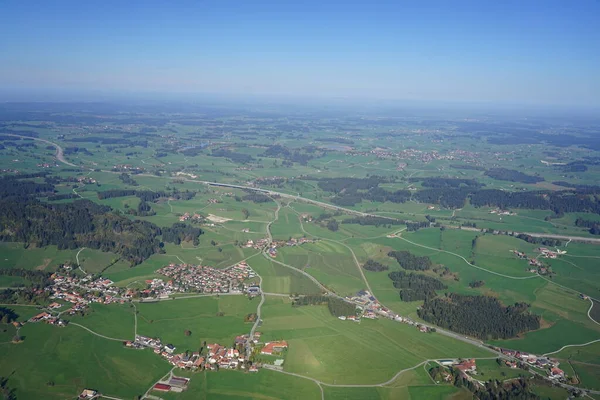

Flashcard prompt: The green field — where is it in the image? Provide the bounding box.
[260,297,493,385]
[0,323,170,399]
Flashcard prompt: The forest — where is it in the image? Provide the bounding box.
[0,198,202,265]
[408,177,484,188]
[388,270,447,302]
[418,293,541,339]
[484,168,544,183]
[387,251,433,271]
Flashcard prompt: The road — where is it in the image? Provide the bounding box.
[76,247,87,275]
[3,133,77,167]
[69,322,127,342]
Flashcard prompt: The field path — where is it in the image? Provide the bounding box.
[397,236,540,280]
[69,322,127,342]
[543,338,600,357]
[76,247,87,275]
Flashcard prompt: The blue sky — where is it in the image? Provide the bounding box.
[0,0,599,106]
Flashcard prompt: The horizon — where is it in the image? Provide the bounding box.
[1,0,599,108]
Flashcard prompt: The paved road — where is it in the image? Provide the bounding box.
[3,133,77,167]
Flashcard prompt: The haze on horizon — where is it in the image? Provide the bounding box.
[0,0,599,108]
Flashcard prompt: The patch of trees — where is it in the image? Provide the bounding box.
[451,370,538,400]
[0,198,162,265]
[414,188,471,209]
[0,287,51,305]
[409,177,484,188]
[68,136,147,147]
[418,293,540,339]
[0,268,52,287]
[161,223,203,246]
[552,181,600,193]
[242,193,272,203]
[314,137,354,145]
[449,164,486,171]
[575,218,600,235]
[211,149,255,164]
[406,221,431,231]
[292,295,356,317]
[470,189,600,215]
[118,173,139,186]
[468,280,485,288]
[64,146,94,156]
[514,233,562,247]
[557,162,588,173]
[47,193,79,201]
[484,168,544,184]
[97,189,195,202]
[388,271,447,302]
[0,307,18,323]
[342,216,403,227]
[363,259,388,272]
[316,177,384,194]
[260,145,314,165]
[130,200,156,217]
[388,251,433,271]
[326,219,339,231]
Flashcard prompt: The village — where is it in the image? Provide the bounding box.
[510,246,565,275]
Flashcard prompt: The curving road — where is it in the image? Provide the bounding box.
[3,133,77,167]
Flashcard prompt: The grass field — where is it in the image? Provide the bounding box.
[159,369,321,400]
[136,295,258,350]
[0,322,170,399]
[259,297,493,385]
[475,359,531,381]
[250,254,322,294]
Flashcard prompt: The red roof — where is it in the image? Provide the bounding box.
[153,383,171,391]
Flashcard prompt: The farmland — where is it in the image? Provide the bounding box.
[0,103,599,399]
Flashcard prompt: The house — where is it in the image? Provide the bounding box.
[164,344,176,354]
[79,389,97,399]
[261,341,288,355]
[30,312,50,322]
[153,383,171,392]
[455,359,476,373]
[549,368,564,379]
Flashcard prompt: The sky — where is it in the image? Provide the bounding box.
[0,0,599,107]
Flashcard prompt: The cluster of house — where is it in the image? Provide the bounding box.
[36,162,58,168]
[156,261,257,295]
[510,250,552,275]
[499,348,565,380]
[48,272,125,309]
[76,176,97,184]
[244,237,317,257]
[28,310,68,327]
[537,247,566,259]
[129,333,285,375]
[345,290,431,332]
[111,164,144,172]
[489,209,517,216]
[178,212,204,222]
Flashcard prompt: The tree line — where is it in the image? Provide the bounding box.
[418,293,540,339]
[575,218,600,235]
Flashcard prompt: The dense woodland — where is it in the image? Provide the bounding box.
[388,251,433,271]
[388,270,447,302]
[451,369,540,400]
[418,293,540,339]
[484,168,544,183]
[97,188,196,202]
[0,197,203,265]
